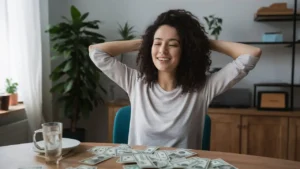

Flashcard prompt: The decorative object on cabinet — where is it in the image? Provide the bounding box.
[262,32,283,42]
[257,91,289,111]
[253,83,300,110]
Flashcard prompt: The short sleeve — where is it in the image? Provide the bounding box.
[89,48,138,95]
[204,54,260,103]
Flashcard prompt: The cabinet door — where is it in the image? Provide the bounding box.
[209,114,241,153]
[288,118,300,161]
[241,116,288,159]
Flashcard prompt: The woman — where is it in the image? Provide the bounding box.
[89,9,261,149]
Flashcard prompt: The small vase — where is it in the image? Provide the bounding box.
[9,93,18,105]
[0,95,10,110]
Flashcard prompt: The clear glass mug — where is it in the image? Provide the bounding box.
[33,122,63,164]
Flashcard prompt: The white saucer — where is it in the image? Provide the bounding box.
[33,138,80,153]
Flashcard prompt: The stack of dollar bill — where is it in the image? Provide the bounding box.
[86,144,238,169]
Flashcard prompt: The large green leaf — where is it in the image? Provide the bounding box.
[83,31,106,39]
[80,12,89,21]
[64,79,74,93]
[52,60,68,73]
[50,82,65,93]
[50,72,65,81]
[71,5,81,21]
[63,60,73,72]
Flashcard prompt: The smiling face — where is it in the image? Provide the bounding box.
[151,25,182,74]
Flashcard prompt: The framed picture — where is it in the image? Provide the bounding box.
[257,91,289,111]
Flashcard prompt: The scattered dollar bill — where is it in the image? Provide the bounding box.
[188,157,211,169]
[131,149,145,154]
[117,154,137,164]
[103,147,117,157]
[171,157,198,168]
[143,146,159,154]
[74,165,98,169]
[87,146,112,155]
[134,153,156,168]
[155,150,169,161]
[173,149,197,158]
[117,144,132,150]
[18,166,44,169]
[123,164,141,169]
[79,154,112,165]
[116,149,133,157]
[208,158,238,169]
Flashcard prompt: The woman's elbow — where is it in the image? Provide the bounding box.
[252,48,262,58]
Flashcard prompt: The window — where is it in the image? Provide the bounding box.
[0,0,22,101]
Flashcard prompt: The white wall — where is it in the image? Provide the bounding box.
[40,0,53,122]
[48,0,300,142]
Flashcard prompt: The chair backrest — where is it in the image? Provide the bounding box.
[112,106,211,150]
[113,105,131,144]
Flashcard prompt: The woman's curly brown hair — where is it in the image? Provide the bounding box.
[137,9,212,94]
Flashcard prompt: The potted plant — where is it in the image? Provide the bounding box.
[46,5,107,141]
[203,15,223,40]
[117,22,136,62]
[5,78,18,106]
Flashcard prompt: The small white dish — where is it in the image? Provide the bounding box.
[33,138,80,153]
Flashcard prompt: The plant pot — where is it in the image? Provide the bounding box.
[63,128,86,142]
[9,93,18,106]
[0,95,10,110]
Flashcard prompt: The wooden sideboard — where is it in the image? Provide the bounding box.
[106,100,300,161]
[208,108,300,162]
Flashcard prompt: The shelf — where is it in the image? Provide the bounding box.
[254,83,300,87]
[239,42,295,45]
[254,14,300,22]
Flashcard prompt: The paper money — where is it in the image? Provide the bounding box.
[75,165,98,169]
[133,153,156,168]
[143,146,159,154]
[189,157,211,169]
[122,164,140,169]
[87,146,112,155]
[116,149,133,157]
[208,158,238,169]
[173,149,197,158]
[155,150,169,161]
[103,147,117,157]
[117,155,137,164]
[79,154,112,165]
[171,157,198,168]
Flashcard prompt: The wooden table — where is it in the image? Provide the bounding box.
[0,142,300,169]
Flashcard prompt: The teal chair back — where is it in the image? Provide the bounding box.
[113,106,211,150]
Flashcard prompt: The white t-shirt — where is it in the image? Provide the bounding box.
[89,48,259,149]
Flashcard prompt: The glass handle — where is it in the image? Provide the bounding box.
[33,129,44,150]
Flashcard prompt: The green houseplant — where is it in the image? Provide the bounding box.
[46,5,106,141]
[117,22,136,62]
[203,15,223,40]
[5,78,18,105]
